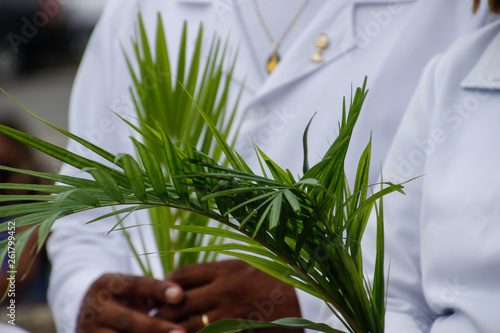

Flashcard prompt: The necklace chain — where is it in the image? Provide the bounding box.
[252,0,311,72]
[252,0,311,49]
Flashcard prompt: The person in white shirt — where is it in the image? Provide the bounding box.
[361,0,500,331]
[47,1,498,332]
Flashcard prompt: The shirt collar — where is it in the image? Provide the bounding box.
[461,27,500,90]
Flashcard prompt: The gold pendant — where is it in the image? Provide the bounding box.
[266,52,280,74]
[311,33,329,63]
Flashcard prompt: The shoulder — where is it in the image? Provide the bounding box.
[95,0,221,42]
[100,0,215,21]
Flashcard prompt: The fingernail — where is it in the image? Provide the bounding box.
[165,286,181,301]
[169,330,184,333]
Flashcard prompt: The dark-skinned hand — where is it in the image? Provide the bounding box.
[157,260,304,333]
[77,273,186,333]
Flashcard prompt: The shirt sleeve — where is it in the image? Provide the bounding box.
[364,56,443,332]
[46,1,139,331]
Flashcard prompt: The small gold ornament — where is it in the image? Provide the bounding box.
[266,51,280,74]
[311,33,329,63]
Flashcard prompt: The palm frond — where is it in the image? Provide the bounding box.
[0,17,409,333]
[124,14,242,274]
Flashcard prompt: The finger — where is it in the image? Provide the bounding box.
[98,274,183,304]
[101,301,186,333]
[155,284,217,322]
[166,263,215,289]
[180,310,217,333]
[92,328,117,333]
[78,324,117,333]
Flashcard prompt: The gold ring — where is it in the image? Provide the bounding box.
[201,314,210,327]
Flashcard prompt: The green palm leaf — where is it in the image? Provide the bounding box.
[198,317,346,333]
[124,14,243,274]
[0,17,409,333]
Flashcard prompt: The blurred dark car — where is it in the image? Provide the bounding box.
[0,0,107,80]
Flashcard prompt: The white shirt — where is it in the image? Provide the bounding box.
[0,323,29,333]
[47,1,497,331]
[362,19,500,333]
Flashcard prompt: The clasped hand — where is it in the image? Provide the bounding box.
[77,260,303,333]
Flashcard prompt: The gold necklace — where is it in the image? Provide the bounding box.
[252,0,311,73]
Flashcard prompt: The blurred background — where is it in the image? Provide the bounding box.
[0,0,108,332]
